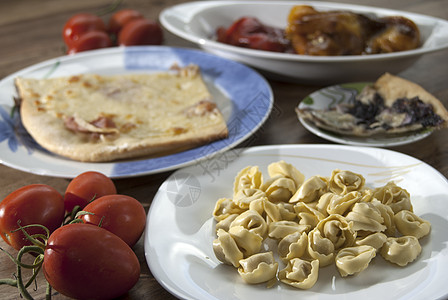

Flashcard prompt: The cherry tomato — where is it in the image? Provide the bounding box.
[63,13,106,47]
[67,30,112,54]
[0,184,64,250]
[118,18,163,46]
[64,171,117,213]
[43,223,140,299]
[80,194,146,247]
[108,9,144,36]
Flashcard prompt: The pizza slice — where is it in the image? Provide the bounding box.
[297,73,448,136]
[15,65,229,162]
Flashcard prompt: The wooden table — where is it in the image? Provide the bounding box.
[0,0,447,299]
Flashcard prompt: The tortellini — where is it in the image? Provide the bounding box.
[345,201,387,233]
[213,229,244,267]
[212,162,431,291]
[328,169,365,195]
[233,166,263,195]
[355,232,387,250]
[294,202,325,228]
[278,231,308,262]
[373,181,413,213]
[264,201,297,224]
[238,252,278,284]
[335,245,376,277]
[307,227,335,267]
[368,199,396,236]
[289,175,328,204]
[380,236,422,266]
[230,210,268,239]
[268,220,309,240]
[393,210,431,239]
[261,161,306,203]
[307,214,356,267]
[233,188,267,209]
[315,214,356,251]
[325,191,364,215]
[267,160,305,190]
[213,198,244,221]
[261,176,297,203]
[278,258,319,289]
[230,225,263,257]
[215,213,239,232]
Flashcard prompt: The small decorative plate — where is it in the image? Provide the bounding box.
[297,83,433,147]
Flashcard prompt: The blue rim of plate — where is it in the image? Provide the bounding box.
[0,46,273,178]
[297,82,433,147]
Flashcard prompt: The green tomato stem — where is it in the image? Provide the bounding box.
[16,246,40,300]
[45,281,52,300]
[1,223,48,299]
[0,277,17,287]
[12,221,50,249]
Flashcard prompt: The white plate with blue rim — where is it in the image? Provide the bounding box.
[297,82,433,147]
[145,144,448,300]
[0,46,273,178]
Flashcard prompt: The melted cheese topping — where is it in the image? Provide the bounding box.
[21,68,219,140]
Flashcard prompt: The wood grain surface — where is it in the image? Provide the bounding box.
[0,0,447,299]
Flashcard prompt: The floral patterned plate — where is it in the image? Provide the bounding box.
[0,46,273,178]
[297,83,433,147]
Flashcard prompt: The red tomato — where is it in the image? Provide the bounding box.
[80,194,146,247]
[63,13,106,47]
[108,9,144,36]
[217,17,288,52]
[64,171,117,213]
[118,18,163,46]
[67,30,112,54]
[0,184,64,250]
[43,223,140,299]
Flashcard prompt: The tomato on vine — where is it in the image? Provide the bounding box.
[67,30,112,54]
[63,13,107,47]
[0,171,144,299]
[0,184,64,250]
[118,18,163,46]
[63,171,117,213]
[62,8,164,53]
[80,194,146,247]
[108,9,144,36]
[43,223,140,299]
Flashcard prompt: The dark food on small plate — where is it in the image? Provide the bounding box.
[216,5,420,56]
[297,73,448,136]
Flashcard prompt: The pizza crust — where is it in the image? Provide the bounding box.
[375,73,448,122]
[16,66,229,162]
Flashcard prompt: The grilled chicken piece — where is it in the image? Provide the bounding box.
[285,5,420,56]
[366,16,420,54]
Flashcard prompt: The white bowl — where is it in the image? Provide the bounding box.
[160,1,448,84]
